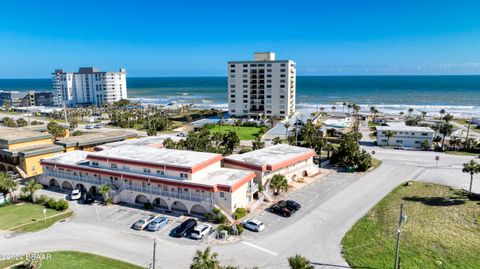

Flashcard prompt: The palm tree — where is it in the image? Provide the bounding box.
[342,102,347,112]
[0,173,18,202]
[331,106,336,113]
[408,107,414,116]
[443,113,454,123]
[462,160,480,193]
[385,130,394,146]
[99,184,110,205]
[190,247,220,269]
[439,123,454,150]
[347,104,352,114]
[449,137,461,151]
[421,111,427,119]
[21,179,42,202]
[370,106,376,118]
[270,174,288,195]
[440,109,446,119]
[288,255,314,269]
[284,122,291,138]
[399,111,404,116]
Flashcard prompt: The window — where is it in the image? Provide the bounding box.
[143,168,151,173]
[220,192,225,198]
[421,133,428,136]
[157,170,164,175]
[230,64,235,67]
[230,69,235,73]
[92,161,98,166]
[280,69,286,72]
[281,63,286,67]
[111,164,117,169]
[122,165,129,171]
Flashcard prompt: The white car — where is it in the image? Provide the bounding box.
[190,224,212,240]
[85,125,94,129]
[176,132,187,137]
[71,189,82,200]
[242,218,265,232]
[94,124,103,129]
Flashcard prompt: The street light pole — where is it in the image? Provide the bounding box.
[152,237,157,269]
[394,203,407,269]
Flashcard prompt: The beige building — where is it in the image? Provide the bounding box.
[228,52,296,119]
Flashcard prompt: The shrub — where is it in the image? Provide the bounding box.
[55,199,69,210]
[235,223,244,235]
[205,208,227,224]
[242,122,258,127]
[71,130,82,136]
[46,198,57,209]
[217,223,244,235]
[36,194,50,205]
[233,208,248,220]
[239,147,252,154]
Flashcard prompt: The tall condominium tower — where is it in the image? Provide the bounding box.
[52,67,127,106]
[228,52,296,118]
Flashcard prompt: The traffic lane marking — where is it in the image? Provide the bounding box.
[241,241,278,256]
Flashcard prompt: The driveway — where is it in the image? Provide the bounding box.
[0,147,478,268]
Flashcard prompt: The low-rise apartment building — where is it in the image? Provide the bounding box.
[223,144,318,187]
[39,145,256,215]
[376,124,435,148]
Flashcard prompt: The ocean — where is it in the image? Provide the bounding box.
[1,76,479,117]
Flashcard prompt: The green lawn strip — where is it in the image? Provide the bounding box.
[0,204,60,230]
[40,251,143,269]
[12,211,73,232]
[0,251,143,269]
[342,182,480,269]
[207,125,262,140]
[444,151,479,156]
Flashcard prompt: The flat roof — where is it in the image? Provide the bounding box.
[200,168,254,187]
[225,144,315,170]
[38,149,89,165]
[54,131,138,147]
[95,135,183,151]
[0,127,52,146]
[87,145,222,169]
[376,125,434,132]
[228,60,292,64]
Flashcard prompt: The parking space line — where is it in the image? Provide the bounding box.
[111,210,131,222]
[241,241,278,256]
[161,219,178,234]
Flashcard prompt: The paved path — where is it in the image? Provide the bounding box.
[0,147,478,268]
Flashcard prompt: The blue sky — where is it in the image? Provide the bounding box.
[1,0,480,78]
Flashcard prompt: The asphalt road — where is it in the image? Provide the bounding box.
[0,147,478,269]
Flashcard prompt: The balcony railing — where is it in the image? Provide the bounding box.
[44,170,102,185]
[122,185,212,204]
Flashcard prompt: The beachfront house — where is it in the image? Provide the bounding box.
[376,123,434,148]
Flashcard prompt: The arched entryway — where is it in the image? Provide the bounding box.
[49,178,60,188]
[135,194,149,204]
[153,197,169,210]
[171,200,188,213]
[290,174,297,182]
[62,181,73,190]
[190,204,208,215]
[88,186,97,195]
[301,170,308,177]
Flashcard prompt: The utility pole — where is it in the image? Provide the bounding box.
[152,237,157,269]
[63,102,69,127]
[465,118,471,144]
[394,203,407,269]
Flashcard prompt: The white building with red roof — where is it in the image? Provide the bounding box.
[39,145,256,215]
[223,144,319,187]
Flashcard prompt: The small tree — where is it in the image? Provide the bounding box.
[272,137,282,145]
[462,160,480,193]
[47,120,67,138]
[99,184,111,205]
[420,140,430,151]
[0,173,18,202]
[288,255,314,269]
[270,174,288,195]
[190,247,220,269]
[385,130,394,146]
[3,117,17,127]
[21,179,42,202]
[16,118,28,127]
[252,136,265,150]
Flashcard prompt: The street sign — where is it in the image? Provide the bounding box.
[372,150,376,155]
[435,156,440,161]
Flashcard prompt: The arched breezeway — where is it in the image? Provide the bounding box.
[135,194,149,204]
[61,181,73,190]
[190,204,208,215]
[153,197,169,210]
[49,178,60,188]
[171,200,188,213]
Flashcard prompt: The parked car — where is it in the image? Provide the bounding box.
[173,218,197,237]
[283,200,301,212]
[242,218,265,232]
[84,192,94,204]
[176,132,187,137]
[147,217,169,231]
[85,125,94,129]
[70,189,82,200]
[190,224,212,240]
[269,202,294,217]
[133,215,157,230]
[94,124,103,129]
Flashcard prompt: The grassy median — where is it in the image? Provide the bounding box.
[0,203,72,232]
[0,251,143,269]
[342,182,480,269]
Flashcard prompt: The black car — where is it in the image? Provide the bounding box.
[284,200,301,211]
[174,218,197,237]
[269,203,294,217]
[84,192,95,204]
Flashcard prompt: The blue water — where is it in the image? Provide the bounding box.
[1,76,479,116]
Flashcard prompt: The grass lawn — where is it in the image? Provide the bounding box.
[0,251,143,269]
[0,203,71,232]
[444,151,479,156]
[342,182,480,269]
[207,125,262,140]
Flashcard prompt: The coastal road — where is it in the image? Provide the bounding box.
[0,148,477,268]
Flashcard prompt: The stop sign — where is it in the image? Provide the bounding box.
[372,150,376,155]
[435,156,440,161]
